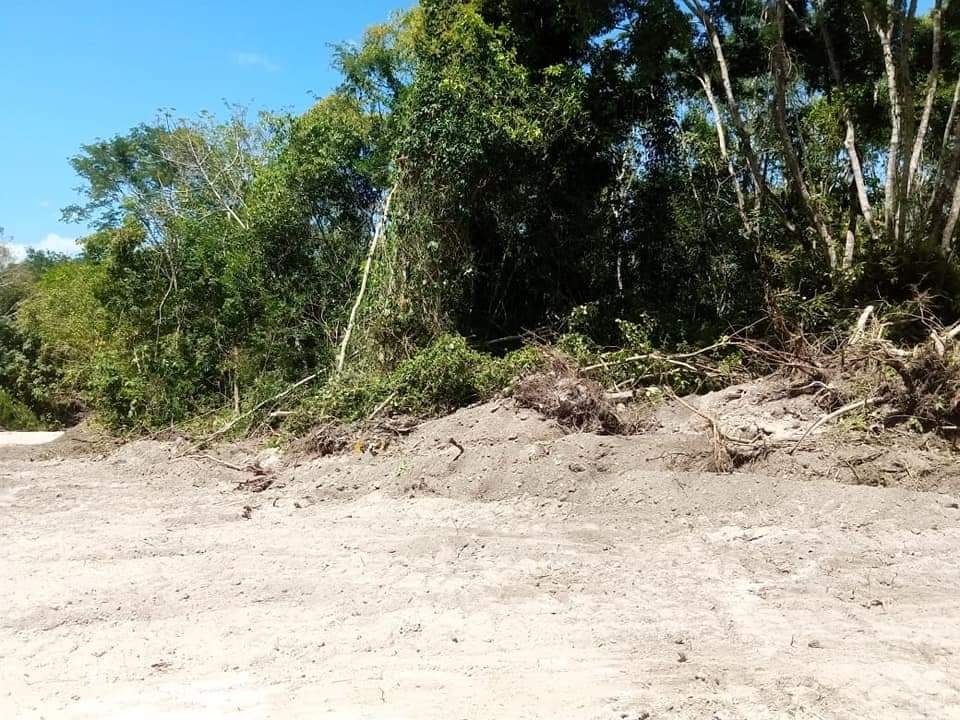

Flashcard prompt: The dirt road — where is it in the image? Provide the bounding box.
[2,403,960,719]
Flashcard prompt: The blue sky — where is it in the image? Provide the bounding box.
[0,0,408,259]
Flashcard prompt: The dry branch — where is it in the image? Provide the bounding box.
[666,390,739,472]
[581,341,729,373]
[789,397,881,454]
[198,373,319,446]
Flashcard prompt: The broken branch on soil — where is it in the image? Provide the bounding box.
[665,389,741,473]
[789,398,882,454]
[197,373,318,447]
[186,454,249,472]
[364,392,397,426]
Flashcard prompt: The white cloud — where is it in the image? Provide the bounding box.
[7,233,79,262]
[232,51,279,72]
[38,200,51,209]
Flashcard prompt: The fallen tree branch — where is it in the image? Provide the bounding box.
[789,397,882,454]
[667,390,734,473]
[603,390,636,403]
[849,306,876,345]
[667,390,757,446]
[364,391,397,426]
[198,373,319,446]
[581,341,729,373]
[185,454,249,472]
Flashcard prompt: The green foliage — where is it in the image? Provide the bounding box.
[289,335,547,431]
[0,388,41,430]
[12,0,960,437]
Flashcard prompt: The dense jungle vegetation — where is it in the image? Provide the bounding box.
[2,0,959,433]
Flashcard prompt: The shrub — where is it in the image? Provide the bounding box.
[287,335,549,432]
[0,388,41,430]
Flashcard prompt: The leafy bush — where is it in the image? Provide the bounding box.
[0,388,41,430]
[16,260,110,402]
[286,335,548,432]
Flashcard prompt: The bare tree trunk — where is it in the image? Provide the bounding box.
[335,180,400,374]
[772,0,836,269]
[698,75,751,235]
[844,184,859,269]
[943,174,960,254]
[876,21,903,244]
[811,1,876,235]
[944,79,960,157]
[682,0,766,208]
[929,101,960,247]
[893,0,919,245]
[907,0,946,196]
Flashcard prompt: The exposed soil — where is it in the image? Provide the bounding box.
[2,380,959,719]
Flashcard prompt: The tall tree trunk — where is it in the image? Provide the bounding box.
[682,0,766,208]
[876,21,903,244]
[698,74,751,234]
[335,179,400,374]
[929,97,960,248]
[944,79,960,157]
[844,182,859,269]
[906,0,946,197]
[942,175,960,255]
[772,0,836,269]
[894,0,919,243]
[814,0,875,236]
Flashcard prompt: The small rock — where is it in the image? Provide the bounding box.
[808,640,822,649]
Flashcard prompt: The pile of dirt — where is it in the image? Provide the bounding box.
[10,377,957,502]
[250,377,959,508]
[648,379,959,492]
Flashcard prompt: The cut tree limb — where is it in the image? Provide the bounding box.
[582,341,729,373]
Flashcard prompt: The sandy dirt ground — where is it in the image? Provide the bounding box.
[0,431,63,447]
[2,397,960,719]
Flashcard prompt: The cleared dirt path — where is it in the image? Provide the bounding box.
[3,424,960,720]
